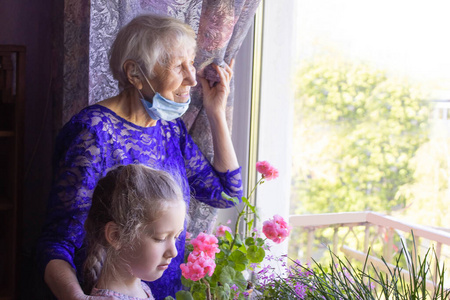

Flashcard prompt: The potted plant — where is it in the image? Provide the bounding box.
[167,161,290,300]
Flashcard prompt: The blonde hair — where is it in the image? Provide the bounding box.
[109,13,197,89]
[83,164,184,292]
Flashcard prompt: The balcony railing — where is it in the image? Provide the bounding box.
[289,211,450,290]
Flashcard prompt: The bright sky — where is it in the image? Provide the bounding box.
[294,0,450,99]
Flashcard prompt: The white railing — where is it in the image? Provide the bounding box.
[289,211,450,289]
[431,100,450,121]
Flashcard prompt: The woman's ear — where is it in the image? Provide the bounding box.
[123,60,143,90]
[104,221,121,250]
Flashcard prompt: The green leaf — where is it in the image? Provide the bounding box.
[191,282,207,293]
[224,230,234,244]
[241,196,256,214]
[219,265,236,284]
[241,196,250,205]
[192,291,206,300]
[247,245,265,263]
[233,269,248,289]
[255,237,265,246]
[210,264,223,284]
[215,283,231,300]
[220,247,231,257]
[175,290,194,300]
[180,276,194,287]
[246,219,254,233]
[218,266,247,290]
[234,233,243,247]
[191,283,207,300]
[245,237,255,246]
[229,250,248,272]
[221,192,240,204]
[237,245,247,254]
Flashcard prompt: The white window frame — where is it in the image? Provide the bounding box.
[218,0,296,258]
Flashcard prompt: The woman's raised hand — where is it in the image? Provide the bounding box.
[197,58,239,172]
[198,58,235,118]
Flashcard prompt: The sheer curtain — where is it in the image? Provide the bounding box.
[55,0,261,235]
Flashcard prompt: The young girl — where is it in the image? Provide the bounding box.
[83,164,186,299]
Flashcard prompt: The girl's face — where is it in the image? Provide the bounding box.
[122,201,186,282]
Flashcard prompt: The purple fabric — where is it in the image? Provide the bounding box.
[37,104,242,300]
[196,0,261,84]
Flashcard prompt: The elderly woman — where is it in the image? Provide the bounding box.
[37,14,242,300]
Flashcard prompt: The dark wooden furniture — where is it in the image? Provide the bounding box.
[0,45,25,300]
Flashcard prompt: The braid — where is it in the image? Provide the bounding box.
[83,243,106,293]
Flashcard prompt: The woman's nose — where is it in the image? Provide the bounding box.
[184,65,197,87]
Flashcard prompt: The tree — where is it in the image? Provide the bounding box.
[291,56,431,215]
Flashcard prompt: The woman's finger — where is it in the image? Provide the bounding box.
[197,75,211,92]
[214,64,230,85]
[222,62,233,80]
[222,65,233,82]
[223,59,233,72]
[229,58,235,69]
[221,60,234,76]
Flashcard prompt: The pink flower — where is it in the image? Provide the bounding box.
[262,215,291,244]
[215,225,232,237]
[256,161,279,181]
[180,252,216,281]
[190,232,220,259]
[185,231,192,240]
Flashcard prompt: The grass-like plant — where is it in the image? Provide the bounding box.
[257,238,449,299]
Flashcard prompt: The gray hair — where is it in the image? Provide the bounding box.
[109,14,197,89]
[83,164,185,292]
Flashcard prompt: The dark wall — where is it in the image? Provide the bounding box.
[0,0,54,297]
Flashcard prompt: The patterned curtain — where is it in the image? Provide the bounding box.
[55,0,261,236]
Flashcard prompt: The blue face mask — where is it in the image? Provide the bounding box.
[138,90,191,121]
[137,65,191,121]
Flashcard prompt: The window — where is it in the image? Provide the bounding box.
[255,0,450,260]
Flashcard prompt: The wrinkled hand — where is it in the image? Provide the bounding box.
[198,59,235,117]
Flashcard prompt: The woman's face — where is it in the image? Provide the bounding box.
[146,49,197,104]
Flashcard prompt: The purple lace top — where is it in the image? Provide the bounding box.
[37,104,242,300]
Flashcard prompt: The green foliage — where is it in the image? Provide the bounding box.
[164,290,193,300]
[259,240,450,299]
[247,245,265,263]
[177,175,279,300]
[179,224,266,300]
[292,56,431,214]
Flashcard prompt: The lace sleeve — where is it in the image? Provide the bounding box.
[179,120,243,208]
[37,121,104,273]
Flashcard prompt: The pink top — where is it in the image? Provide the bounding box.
[90,281,155,300]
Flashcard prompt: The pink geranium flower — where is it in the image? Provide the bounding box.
[215,225,232,237]
[256,161,279,181]
[262,215,291,244]
[181,232,220,282]
[190,232,220,259]
[180,252,216,281]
